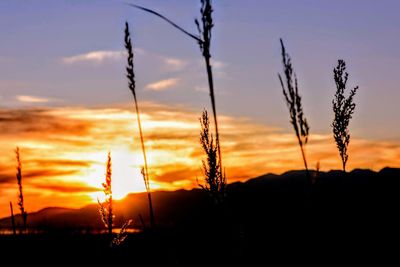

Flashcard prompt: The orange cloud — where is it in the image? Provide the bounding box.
[0,103,399,217]
[34,183,99,193]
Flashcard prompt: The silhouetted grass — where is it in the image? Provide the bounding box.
[278,39,310,176]
[198,110,225,204]
[9,201,16,236]
[15,147,27,232]
[124,22,155,228]
[98,152,132,247]
[128,0,225,192]
[112,219,132,247]
[195,0,224,183]
[332,59,359,172]
[98,152,113,239]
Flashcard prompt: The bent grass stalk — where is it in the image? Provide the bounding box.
[124,22,155,228]
[128,0,226,196]
[278,39,310,176]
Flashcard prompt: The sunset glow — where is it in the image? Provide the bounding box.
[2,1,400,263]
[1,0,400,223]
[0,102,399,217]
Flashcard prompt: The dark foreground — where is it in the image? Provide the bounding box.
[1,168,400,265]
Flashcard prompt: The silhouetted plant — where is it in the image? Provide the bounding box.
[311,161,320,185]
[128,0,225,188]
[124,22,155,228]
[98,152,132,247]
[15,147,27,232]
[98,152,113,238]
[112,219,132,247]
[198,109,225,204]
[9,201,16,236]
[278,39,310,175]
[332,59,359,172]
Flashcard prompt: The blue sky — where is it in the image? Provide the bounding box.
[1,0,400,139]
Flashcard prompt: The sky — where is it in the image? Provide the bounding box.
[0,0,400,217]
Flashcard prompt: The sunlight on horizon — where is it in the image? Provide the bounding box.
[0,103,399,217]
[83,150,145,201]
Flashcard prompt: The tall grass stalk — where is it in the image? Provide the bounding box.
[9,201,16,236]
[278,39,310,175]
[124,22,155,228]
[98,152,132,247]
[98,152,113,239]
[128,0,225,191]
[195,0,223,183]
[332,59,358,172]
[15,147,27,232]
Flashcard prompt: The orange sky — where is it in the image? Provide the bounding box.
[0,102,399,218]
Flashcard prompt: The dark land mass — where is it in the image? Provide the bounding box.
[1,168,399,265]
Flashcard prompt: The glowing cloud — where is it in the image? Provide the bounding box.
[62,50,125,64]
[145,78,179,91]
[163,57,187,71]
[16,95,51,103]
[0,103,399,217]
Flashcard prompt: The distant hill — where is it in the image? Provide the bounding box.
[1,167,399,232]
[1,168,400,265]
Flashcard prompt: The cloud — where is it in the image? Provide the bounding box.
[0,108,93,137]
[154,165,197,183]
[61,50,125,64]
[34,183,99,193]
[163,57,187,71]
[16,95,51,103]
[196,59,225,69]
[134,48,146,55]
[212,59,226,69]
[145,78,179,91]
[0,169,80,184]
[0,103,399,217]
[24,169,79,179]
[33,159,93,168]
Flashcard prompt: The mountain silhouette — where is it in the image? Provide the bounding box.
[1,168,400,265]
[1,167,399,232]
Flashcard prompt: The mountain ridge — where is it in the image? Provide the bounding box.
[1,167,399,230]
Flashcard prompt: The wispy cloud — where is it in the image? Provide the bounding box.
[16,95,51,103]
[163,57,187,71]
[145,78,180,91]
[212,59,226,69]
[35,183,99,193]
[197,59,226,70]
[61,50,125,64]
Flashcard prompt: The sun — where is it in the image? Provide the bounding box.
[111,166,145,200]
[84,149,148,201]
